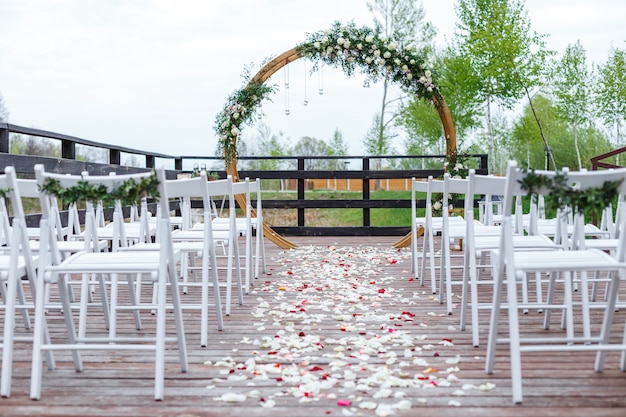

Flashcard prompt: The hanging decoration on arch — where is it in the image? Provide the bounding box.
[213,20,458,249]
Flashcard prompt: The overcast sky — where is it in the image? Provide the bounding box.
[1,0,625,166]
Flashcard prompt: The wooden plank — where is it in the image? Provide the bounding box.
[1,235,625,416]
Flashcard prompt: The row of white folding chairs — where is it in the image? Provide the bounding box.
[194,176,266,295]
[411,171,613,321]
[485,161,626,403]
[0,166,187,400]
[412,166,626,403]
[1,166,266,400]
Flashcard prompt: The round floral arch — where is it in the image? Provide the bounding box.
[215,21,457,249]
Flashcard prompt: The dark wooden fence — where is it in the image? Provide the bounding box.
[1,123,488,236]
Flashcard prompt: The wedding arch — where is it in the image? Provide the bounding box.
[215,21,457,249]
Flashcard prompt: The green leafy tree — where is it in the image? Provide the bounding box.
[397,96,442,169]
[594,47,626,150]
[455,0,553,172]
[365,0,436,164]
[10,134,61,157]
[510,94,612,170]
[246,123,289,190]
[327,128,349,170]
[550,41,593,169]
[364,113,397,189]
[0,92,8,122]
[291,136,331,170]
[397,46,484,168]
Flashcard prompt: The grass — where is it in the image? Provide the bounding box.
[258,190,420,227]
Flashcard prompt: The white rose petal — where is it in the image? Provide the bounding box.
[217,393,247,403]
[260,399,276,408]
[359,401,377,409]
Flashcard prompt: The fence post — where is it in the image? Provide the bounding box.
[297,157,305,227]
[363,157,370,227]
[0,125,8,153]
[61,139,75,160]
[110,149,121,165]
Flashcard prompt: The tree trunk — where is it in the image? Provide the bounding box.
[486,93,495,174]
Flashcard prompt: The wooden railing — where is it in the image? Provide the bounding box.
[1,123,488,236]
[591,146,626,170]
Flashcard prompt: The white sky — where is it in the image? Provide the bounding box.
[1,0,625,165]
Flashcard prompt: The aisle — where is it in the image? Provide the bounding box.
[207,243,495,415]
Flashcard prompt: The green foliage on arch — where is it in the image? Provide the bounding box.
[214,20,440,164]
[296,21,439,99]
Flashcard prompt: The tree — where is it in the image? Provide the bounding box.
[327,128,349,170]
[397,96,442,169]
[364,113,396,189]
[247,123,289,190]
[509,94,612,170]
[397,46,484,168]
[290,136,331,170]
[0,92,8,122]
[454,0,553,172]
[594,47,626,150]
[366,0,436,162]
[10,135,60,157]
[550,41,593,169]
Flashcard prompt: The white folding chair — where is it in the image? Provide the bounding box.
[0,166,54,398]
[411,176,464,294]
[123,170,224,347]
[211,177,266,292]
[30,165,188,401]
[177,176,244,315]
[459,170,557,347]
[485,161,626,403]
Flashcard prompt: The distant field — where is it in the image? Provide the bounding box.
[258,190,418,227]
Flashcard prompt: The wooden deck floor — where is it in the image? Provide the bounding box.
[2,235,626,417]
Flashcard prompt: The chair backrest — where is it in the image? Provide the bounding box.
[0,167,37,281]
[411,177,429,217]
[206,176,237,233]
[467,170,507,226]
[163,170,215,239]
[248,178,262,221]
[442,174,470,223]
[0,167,28,242]
[16,177,69,241]
[35,165,160,251]
[504,161,626,254]
[231,179,248,197]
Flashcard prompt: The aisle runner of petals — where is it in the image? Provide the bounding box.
[207,245,495,416]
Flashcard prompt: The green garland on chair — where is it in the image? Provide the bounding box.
[39,171,160,208]
[0,188,11,199]
[519,169,622,217]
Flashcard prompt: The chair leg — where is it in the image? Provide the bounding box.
[30,277,48,400]
[165,258,188,373]
[126,273,143,330]
[232,238,244,306]
[1,271,19,397]
[469,252,482,346]
[594,272,622,372]
[154,267,167,401]
[505,267,524,404]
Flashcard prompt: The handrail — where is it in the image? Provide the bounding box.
[1,122,489,237]
[591,146,626,170]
